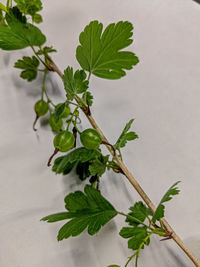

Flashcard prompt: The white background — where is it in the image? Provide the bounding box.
[0,0,200,266]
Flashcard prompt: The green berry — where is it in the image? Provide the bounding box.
[80,128,102,150]
[34,100,49,116]
[53,131,75,152]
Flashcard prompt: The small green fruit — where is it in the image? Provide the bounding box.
[34,100,49,116]
[80,128,102,150]
[53,131,75,152]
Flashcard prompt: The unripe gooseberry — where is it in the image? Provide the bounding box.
[80,128,102,150]
[53,131,75,152]
[34,100,49,117]
[49,114,63,132]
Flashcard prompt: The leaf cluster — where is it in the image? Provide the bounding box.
[42,185,117,240]
[119,182,180,266]
[14,0,43,23]
[52,147,109,181]
[120,202,152,251]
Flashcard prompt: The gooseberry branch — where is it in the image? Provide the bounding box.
[44,54,200,266]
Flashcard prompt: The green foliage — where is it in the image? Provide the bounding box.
[14,56,39,81]
[52,147,101,174]
[114,119,138,150]
[0,7,46,50]
[152,181,180,223]
[89,155,109,177]
[63,66,89,101]
[54,103,71,121]
[14,0,43,23]
[1,11,184,266]
[126,201,152,227]
[42,185,117,240]
[76,20,139,79]
[119,226,149,251]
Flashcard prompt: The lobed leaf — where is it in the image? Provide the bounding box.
[89,155,109,177]
[119,226,149,251]
[76,20,139,79]
[14,56,40,81]
[152,181,181,223]
[126,201,152,227]
[63,66,89,101]
[42,185,117,241]
[114,119,138,150]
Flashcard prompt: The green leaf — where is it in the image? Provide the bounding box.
[52,147,101,174]
[76,20,139,79]
[52,157,75,175]
[55,185,117,240]
[89,155,109,177]
[119,226,149,251]
[63,66,89,101]
[107,265,121,267]
[54,103,66,122]
[0,7,46,50]
[114,119,138,150]
[152,181,181,223]
[14,56,39,81]
[82,91,93,106]
[20,69,37,81]
[41,212,72,223]
[14,56,39,69]
[126,202,152,227]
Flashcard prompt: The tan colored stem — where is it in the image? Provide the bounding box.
[47,56,200,266]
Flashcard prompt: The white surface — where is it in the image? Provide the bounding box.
[0,0,200,266]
